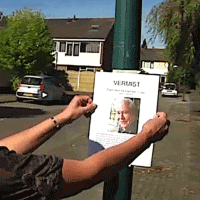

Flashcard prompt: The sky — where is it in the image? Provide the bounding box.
[0,0,164,47]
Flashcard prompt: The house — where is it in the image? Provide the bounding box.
[47,18,170,91]
[46,17,115,72]
[140,48,169,85]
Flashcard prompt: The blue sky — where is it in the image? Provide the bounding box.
[1,0,164,47]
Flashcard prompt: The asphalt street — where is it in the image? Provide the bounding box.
[0,91,200,199]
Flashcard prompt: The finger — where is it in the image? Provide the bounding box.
[84,112,93,118]
[79,95,92,102]
[166,119,170,126]
[156,112,167,118]
[88,98,93,103]
[165,120,170,131]
[153,112,163,119]
[153,114,157,118]
[84,104,97,118]
[164,125,169,131]
[162,120,170,128]
[80,96,93,107]
[157,113,168,126]
[161,120,170,133]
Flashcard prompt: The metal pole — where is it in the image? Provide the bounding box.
[182,66,186,101]
[112,0,142,70]
[103,1,142,200]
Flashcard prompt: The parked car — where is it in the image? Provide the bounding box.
[161,83,178,97]
[16,75,66,103]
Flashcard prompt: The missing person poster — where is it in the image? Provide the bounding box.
[89,72,159,167]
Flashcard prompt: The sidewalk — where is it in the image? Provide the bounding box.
[131,90,200,200]
[0,93,16,104]
[185,89,200,197]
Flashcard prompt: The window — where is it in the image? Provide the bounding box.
[161,77,165,84]
[80,43,87,52]
[80,42,100,53]
[73,44,79,56]
[143,62,150,68]
[165,84,175,90]
[66,43,72,56]
[58,41,81,56]
[59,42,66,52]
[21,77,42,85]
[90,25,100,31]
[150,62,154,69]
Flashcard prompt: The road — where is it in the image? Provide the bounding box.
[0,93,198,200]
[0,100,91,159]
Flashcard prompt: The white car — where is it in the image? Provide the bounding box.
[161,83,178,97]
[16,75,66,102]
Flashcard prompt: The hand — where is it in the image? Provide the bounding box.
[142,112,170,143]
[63,95,97,121]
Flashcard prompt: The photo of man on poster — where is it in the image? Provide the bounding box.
[108,97,140,134]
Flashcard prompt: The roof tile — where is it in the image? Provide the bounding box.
[46,18,115,39]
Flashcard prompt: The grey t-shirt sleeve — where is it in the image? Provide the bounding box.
[0,146,63,199]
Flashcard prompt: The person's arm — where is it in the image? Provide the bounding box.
[55,112,170,198]
[0,96,97,154]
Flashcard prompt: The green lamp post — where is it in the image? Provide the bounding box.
[103,0,142,200]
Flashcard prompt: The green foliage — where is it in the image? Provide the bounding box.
[146,0,200,88]
[167,66,182,83]
[12,76,22,91]
[0,8,54,90]
[195,73,200,88]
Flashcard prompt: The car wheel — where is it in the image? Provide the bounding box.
[17,97,23,102]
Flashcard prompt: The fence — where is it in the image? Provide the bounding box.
[67,69,96,92]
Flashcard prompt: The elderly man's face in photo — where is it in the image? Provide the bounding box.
[115,101,135,131]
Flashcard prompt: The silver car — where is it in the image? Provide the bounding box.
[16,75,66,102]
[161,83,178,97]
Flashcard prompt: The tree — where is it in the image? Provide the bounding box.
[0,8,54,90]
[167,65,183,84]
[146,0,200,89]
[0,11,3,19]
[141,39,147,49]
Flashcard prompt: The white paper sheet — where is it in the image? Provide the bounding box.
[89,72,159,167]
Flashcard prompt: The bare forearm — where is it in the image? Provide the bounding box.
[0,95,96,155]
[0,112,72,154]
[85,131,150,179]
[62,131,151,190]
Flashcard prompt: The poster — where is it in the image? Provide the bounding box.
[89,72,159,167]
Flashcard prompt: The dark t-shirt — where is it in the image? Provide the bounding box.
[0,146,63,199]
